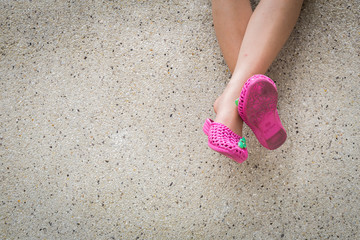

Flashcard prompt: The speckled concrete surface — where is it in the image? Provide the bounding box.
[1,0,359,239]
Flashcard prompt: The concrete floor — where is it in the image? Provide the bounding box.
[1,0,359,239]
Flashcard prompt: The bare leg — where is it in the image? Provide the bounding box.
[213,0,303,136]
[212,0,253,73]
[212,0,252,139]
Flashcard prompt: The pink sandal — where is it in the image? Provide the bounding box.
[203,118,248,163]
[236,74,287,150]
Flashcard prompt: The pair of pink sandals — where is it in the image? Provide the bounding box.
[203,74,287,163]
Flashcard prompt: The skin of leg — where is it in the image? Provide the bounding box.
[212,0,253,73]
[214,0,304,136]
[212,0,253,137]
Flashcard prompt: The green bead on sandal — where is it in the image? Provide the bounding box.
[238,137,246,149]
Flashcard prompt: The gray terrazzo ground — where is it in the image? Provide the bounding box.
[1,0,359,239]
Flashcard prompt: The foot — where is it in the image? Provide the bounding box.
[213,82,245,137]
[203,119,248,163]
[236,74,287,150]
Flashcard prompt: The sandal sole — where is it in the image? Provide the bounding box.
[240,76,287,150]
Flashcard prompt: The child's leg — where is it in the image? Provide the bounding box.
[211,0,252,138]
[212,0,253,73]
[214,0,303,136]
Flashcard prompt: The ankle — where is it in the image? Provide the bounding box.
[213,73,251,118]
[213,95,222,114]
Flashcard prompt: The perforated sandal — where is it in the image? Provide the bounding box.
[236,74,287,150]
[203,118,248,163]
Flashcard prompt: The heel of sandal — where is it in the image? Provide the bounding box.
[203,118,213,135]
[265,129,287,150]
